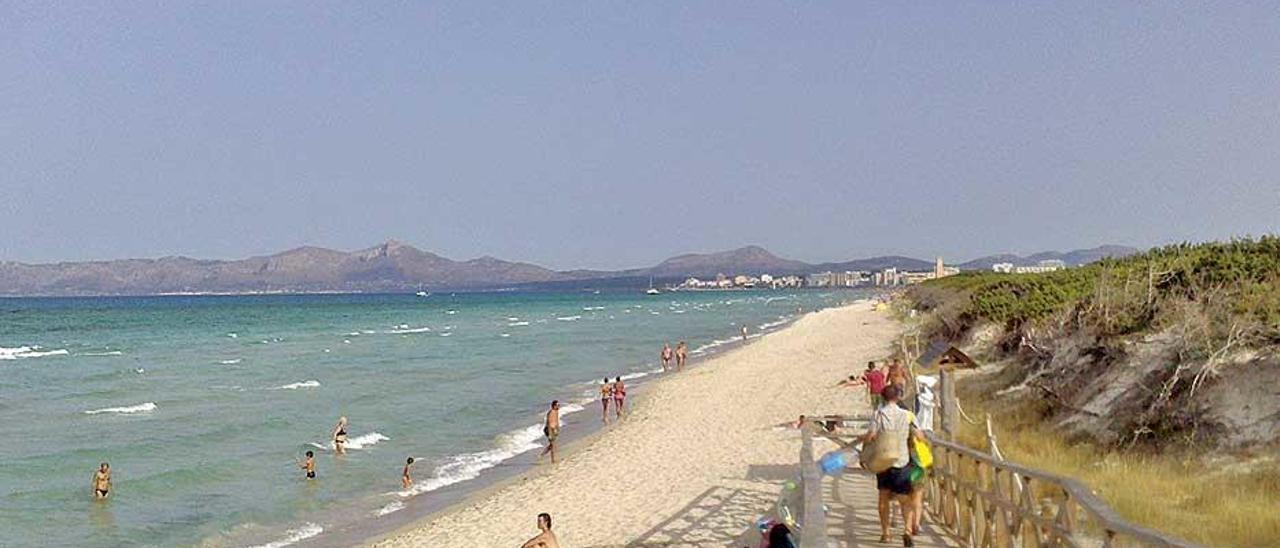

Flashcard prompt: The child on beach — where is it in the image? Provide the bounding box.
[92,462,111,499]
[299,451,316,479]
[402,457,415,489]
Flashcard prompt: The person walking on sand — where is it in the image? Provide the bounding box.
[599,378,613,424]
[859,384,926,546]
[402,457,415,489]
[612,376,626,420]
[741,325,749,341]
[298,450,316,479]
[660,342,673,372]
[521,512,559,548]
[539,401,561,464]
[91,462,112,499]
[332,416,349,454]
[675,341,688,371]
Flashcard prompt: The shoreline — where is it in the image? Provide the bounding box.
[364,298,897,547]
[293,305,813,548]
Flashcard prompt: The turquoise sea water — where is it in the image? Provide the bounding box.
[0,290,859,547]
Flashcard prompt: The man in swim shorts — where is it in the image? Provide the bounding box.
[299,450,316,479]
[92,462,111,499]
[539,400,561,464]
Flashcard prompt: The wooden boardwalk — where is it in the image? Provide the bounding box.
[820,470,960,547]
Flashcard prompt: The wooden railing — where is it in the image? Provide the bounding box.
[796,424,829,547]
[927,369,1198,548]
[922,433,1196,547]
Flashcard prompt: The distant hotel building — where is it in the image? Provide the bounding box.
[993,259,1067,274]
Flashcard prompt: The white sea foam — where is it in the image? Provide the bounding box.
[446,310,458,315]
[507,321,530,327]
[0,345,70,360]
[439,332,452,337]
[227,333,238,338]
[691,337,737,355]
[361,330,376,334]
[506,317,520,321]
[220,358,242,365]
[759,319,789,330]
[556,315,581,321]
[499,333,511,338]
[398,405,583,498]
[376,500,405,516]
[582,306,605,311]
[389,326,431,334]
[311,432,389,452]
[270,380,320,390]
[82,350,124,357]
[85,402,157,415]
[250,523,323,548]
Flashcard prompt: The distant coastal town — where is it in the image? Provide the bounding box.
[674,257,1068,290]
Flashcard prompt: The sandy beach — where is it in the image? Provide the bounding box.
[371,300,897,547]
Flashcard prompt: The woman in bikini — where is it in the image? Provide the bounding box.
[612,376,626,419]
[675,341,688,371]
[600,378,612,425]
[660,343,673,372]
[92,462,111,499]
[332,416,349,454]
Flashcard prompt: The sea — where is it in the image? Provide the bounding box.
[0,289,864,547]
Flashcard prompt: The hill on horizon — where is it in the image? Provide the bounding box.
[0,241,1137,296]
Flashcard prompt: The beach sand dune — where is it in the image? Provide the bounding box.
[373,302,895,547]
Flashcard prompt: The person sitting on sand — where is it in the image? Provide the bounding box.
[539,401,561,464]
[521,512,559,548]
[92,462,111,499]
[402,457,415,489]
[332,416,349,454]
[600,378,613,425]
[675,341,688,371]
[299,450,316,479]
[613,376,626,419]
[661,342,673,371]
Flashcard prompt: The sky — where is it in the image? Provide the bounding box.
[2,2,1278,270]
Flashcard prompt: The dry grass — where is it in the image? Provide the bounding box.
[954,400,1280,547]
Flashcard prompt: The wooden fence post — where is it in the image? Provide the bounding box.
[939,367,957,441]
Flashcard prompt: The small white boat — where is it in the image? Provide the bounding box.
[645,278,660,295]
[415,291,430,297]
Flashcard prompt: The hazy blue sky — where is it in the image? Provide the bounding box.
[2,3,1277,269]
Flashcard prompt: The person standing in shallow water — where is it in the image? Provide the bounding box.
[612,376,626,420]
[539,401,561,464]
[599,378,613,424]
[332,416,349,454]
[675,341,688,371]
[660,342,673,372]
[91,462,111,499]
[298,450,316,479]
[402,457,415,489]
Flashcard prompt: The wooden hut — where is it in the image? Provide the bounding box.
[915,341,977,371]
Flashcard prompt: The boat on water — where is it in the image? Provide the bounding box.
[415,291,430,297]
[645,278,661,295]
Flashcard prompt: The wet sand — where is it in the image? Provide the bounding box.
[369,300,897,547]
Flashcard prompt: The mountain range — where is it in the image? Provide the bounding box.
[0,241,1137,296]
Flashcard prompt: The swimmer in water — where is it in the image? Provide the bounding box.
[332,416,348,454]
[299,451,316,479]
[92,462,111,499]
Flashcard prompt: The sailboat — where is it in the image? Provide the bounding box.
[645,277,661,295]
